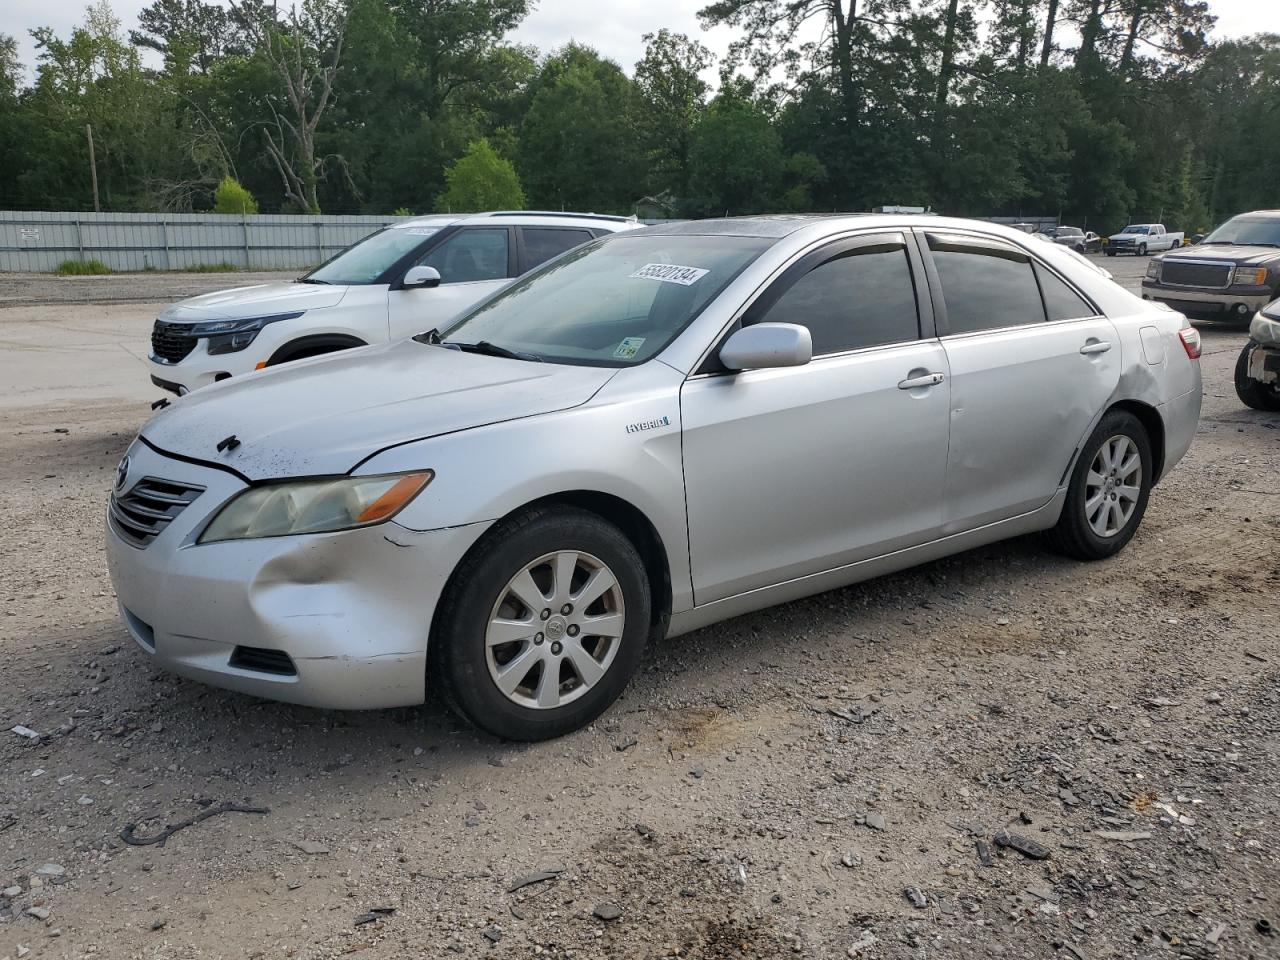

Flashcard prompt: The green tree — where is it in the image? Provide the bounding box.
[687,81,783,215]
[212,174,259,213]
[519,44,643,213]
[436,138,524,211]
[634,29,713,197]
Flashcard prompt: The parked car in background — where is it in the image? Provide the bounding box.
[1141,211,1280,323]
[107,215,1201,740]
[1047,226,1101,254]
[1106,223,1184,256]
[147,212,640,395]
[1235,300,1280,410]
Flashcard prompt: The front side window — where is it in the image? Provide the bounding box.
[522,228,593,271]
[751,243,919,355]
[304,226,440,285]
[928,235,1044,335]
[419,228,510,283]
[443,234,770,366]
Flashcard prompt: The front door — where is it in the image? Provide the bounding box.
[388,227,514,339]
[921,231,1121,532]
[681,233,952,604]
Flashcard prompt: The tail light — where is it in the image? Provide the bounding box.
[1178,326,1201,359]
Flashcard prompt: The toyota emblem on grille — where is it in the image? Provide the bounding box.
[115,455,131,492]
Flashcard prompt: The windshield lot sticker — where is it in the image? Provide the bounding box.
[613,337,646,360]
[631,263,709,285]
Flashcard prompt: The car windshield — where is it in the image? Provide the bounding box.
[1121,226,1149,234]
[440,234,771,366]
[303,226,442,285]
[1203,216,1280,247]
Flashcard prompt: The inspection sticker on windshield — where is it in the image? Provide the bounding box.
[631,263,709,286]
[613,336,646,360]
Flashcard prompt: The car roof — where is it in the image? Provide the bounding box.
[1232,210,1280,219]
[393,211,639,232]
[634,214,1058,244]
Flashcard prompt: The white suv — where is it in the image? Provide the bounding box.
[148,212,640,394]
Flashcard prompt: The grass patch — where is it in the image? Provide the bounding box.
[54,259,112,275]
[184,261,240,273]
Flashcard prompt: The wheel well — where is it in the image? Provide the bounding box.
[518,492,673,638]
[267,334,366,366]
[1109,399,1166,484]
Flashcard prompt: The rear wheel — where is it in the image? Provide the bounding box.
[1235,341,1280,411]
[431,506,651,741]
[1046,410,1152,561]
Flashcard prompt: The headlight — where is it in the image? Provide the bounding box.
[1146,259,1161,280]
[199,471,433,543]
[186,312,304,355]
[1232,265,1268,286]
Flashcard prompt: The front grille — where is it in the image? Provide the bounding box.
[1161,260,1231,288]
[109,477,204,548]
[229,646,297,676]
[151,320,197,363]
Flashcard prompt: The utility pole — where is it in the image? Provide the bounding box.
[86,124,100,213]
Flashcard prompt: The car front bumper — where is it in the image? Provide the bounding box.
[105,440,490,709]
[1140,281,1274,318]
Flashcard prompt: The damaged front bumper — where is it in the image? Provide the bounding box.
[104,440,490,709]
[1247,312,1280,384]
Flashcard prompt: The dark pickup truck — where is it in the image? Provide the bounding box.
[1141,210,1280,323]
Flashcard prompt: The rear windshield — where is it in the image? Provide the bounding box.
[1203,216,1280,248]
[304,226,441,285]
[440,234,771,366]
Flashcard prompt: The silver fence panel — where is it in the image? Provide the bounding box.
[0,211,406,272]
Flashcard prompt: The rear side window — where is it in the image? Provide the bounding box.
[522,228,593,271]
[1035,262,1095,321]
[753,243,920,355]
[419,228,509,283]
[928,236,1043,334]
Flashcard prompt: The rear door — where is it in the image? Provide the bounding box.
[387,226,515,338]
[921,230,1120,532]
[680,232,952,604]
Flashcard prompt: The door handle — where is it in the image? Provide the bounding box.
[1079,340,1112,355]
[898,372,945,390]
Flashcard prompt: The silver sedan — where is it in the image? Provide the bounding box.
[106,216,1203,740]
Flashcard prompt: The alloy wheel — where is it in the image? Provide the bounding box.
[1084,435,1142,538]
[484,550,625,710]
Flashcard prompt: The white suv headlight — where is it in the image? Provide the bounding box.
[199,471,433,543]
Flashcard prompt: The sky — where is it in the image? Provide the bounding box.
[2,0,1268,84]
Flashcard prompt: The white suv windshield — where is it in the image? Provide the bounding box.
[441,234,770,366]
[1203,217,1280,247]
[305,226,441,285]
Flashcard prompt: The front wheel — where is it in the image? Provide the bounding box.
[1235,341,1280,411]
[430,506,651,741]
[1137,243,1147,256]
[1105,249,1116,258]
[1046,410,1153,561]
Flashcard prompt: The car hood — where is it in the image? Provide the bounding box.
[1162,244,1280,266]
[140,340,617,480]
[159,282,349,322]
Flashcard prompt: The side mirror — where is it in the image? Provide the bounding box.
[402,265,441,289]
[719,322,812,371]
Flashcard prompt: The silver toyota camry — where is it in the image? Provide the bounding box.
[106,216,1203,740]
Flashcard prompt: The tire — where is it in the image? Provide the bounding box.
[1137,243,1147,256]
[1074,243,1085,254]
[1105,250,1116,258]
[430,506,651,741]
[1235,341,1280,411]
[1046,409,1153,561]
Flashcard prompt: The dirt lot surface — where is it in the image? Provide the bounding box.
[1,259,1277,960]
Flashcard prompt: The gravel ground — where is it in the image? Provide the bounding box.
[1,259,1277,960]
